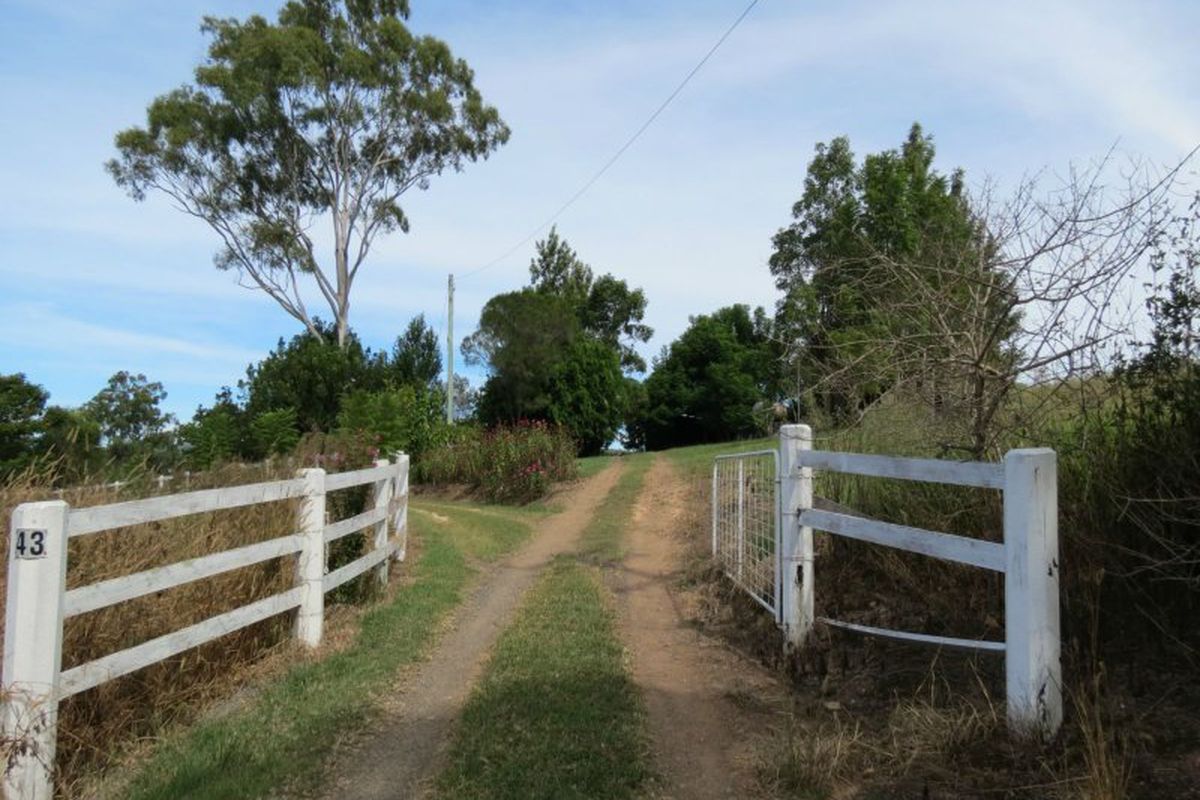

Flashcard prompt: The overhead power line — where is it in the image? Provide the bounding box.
[461,0,762,280]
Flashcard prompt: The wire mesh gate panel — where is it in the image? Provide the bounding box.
[711,450,780,619]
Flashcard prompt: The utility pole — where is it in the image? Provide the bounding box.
[446,273,455,424]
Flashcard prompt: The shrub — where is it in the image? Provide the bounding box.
[336,386,446,457]
[243,324,383,434]
[251,407,301,458]
[181,406,241,469]
[0,373,48,477]
[418,421,577,503]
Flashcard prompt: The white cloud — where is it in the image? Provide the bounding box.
[0,302,260,363]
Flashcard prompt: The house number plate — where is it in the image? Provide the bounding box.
[13,529,48,560]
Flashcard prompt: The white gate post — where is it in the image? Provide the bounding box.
[3,500,70,800]
[779,424,814,650]
[371,459,393,587]
[295,468,326,648]
[391,453,409,562]
[1003,448,1061,739]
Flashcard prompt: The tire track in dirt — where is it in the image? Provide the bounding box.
[311,461,624,800]
[614,455,783,800]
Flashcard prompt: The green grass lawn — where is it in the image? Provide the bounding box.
[434,453,654,800]
[661,437,776,481]
[116,502,541,800]
[433,559,651,800]
[576,453,616,480]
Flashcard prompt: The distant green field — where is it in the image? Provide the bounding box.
[660,437,776,480]
[576,453,617,480]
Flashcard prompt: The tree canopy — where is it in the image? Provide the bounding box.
[0,374,103,481]
[528,228,653,372]
[463,230,651,454]
[464,290,580,425]
[546,338,625,456]
[635,305,780,450]
[107,0,510,347]
[390,313,442,389]
[769,123,999,418]
[86,372,176,467]
[242,323,381,433]
[0,373,49,476]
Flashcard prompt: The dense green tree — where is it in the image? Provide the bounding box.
[183,314,437,465]
[337,385,443,455]
[528,228,653,372]
[619,377,648,451]
[464,290,580,424]
[528,228,593,306]
[637,305,780,450]
[0,373,49,476]
[86,372,177,467]
[546,338,624,456]
[108,0,509,347]
[770,123,991,417]
[463,232,652,451]
[39,406,102,481]
[181,405,242,469]
[251,408,302,457]
[242,323,381,433]
[390,314,442,388]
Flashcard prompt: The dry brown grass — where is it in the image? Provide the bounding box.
[659,430,1189,799]
[0,460,381,790]
[1071,676,1132,800]
[754,715,864,800]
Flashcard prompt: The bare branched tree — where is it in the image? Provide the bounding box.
[782,152,1188,458]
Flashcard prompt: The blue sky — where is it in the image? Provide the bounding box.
[2,0,1198,420]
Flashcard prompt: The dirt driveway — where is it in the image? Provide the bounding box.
[312,463,623,800]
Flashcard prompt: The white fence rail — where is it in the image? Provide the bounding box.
[2,454,410,800]
[713,426,1061,739]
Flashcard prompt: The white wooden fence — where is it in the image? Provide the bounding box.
[2,454,410,800]
[713,425,1061,739]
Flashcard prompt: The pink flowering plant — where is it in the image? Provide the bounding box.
[417,420,577,503]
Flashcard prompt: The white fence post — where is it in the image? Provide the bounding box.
[779,424,814,650]
[391,453,409,562]
[3,500,70,800]
[1003,448,1061,739]
[295,468,326,648]
[371,459,393,588]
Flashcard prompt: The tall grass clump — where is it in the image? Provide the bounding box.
[417,421,577,503]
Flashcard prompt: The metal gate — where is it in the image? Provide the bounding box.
[710,426,1064,739]
[711,449,780,620]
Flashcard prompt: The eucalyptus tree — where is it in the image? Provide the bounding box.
[108,0,509,347]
